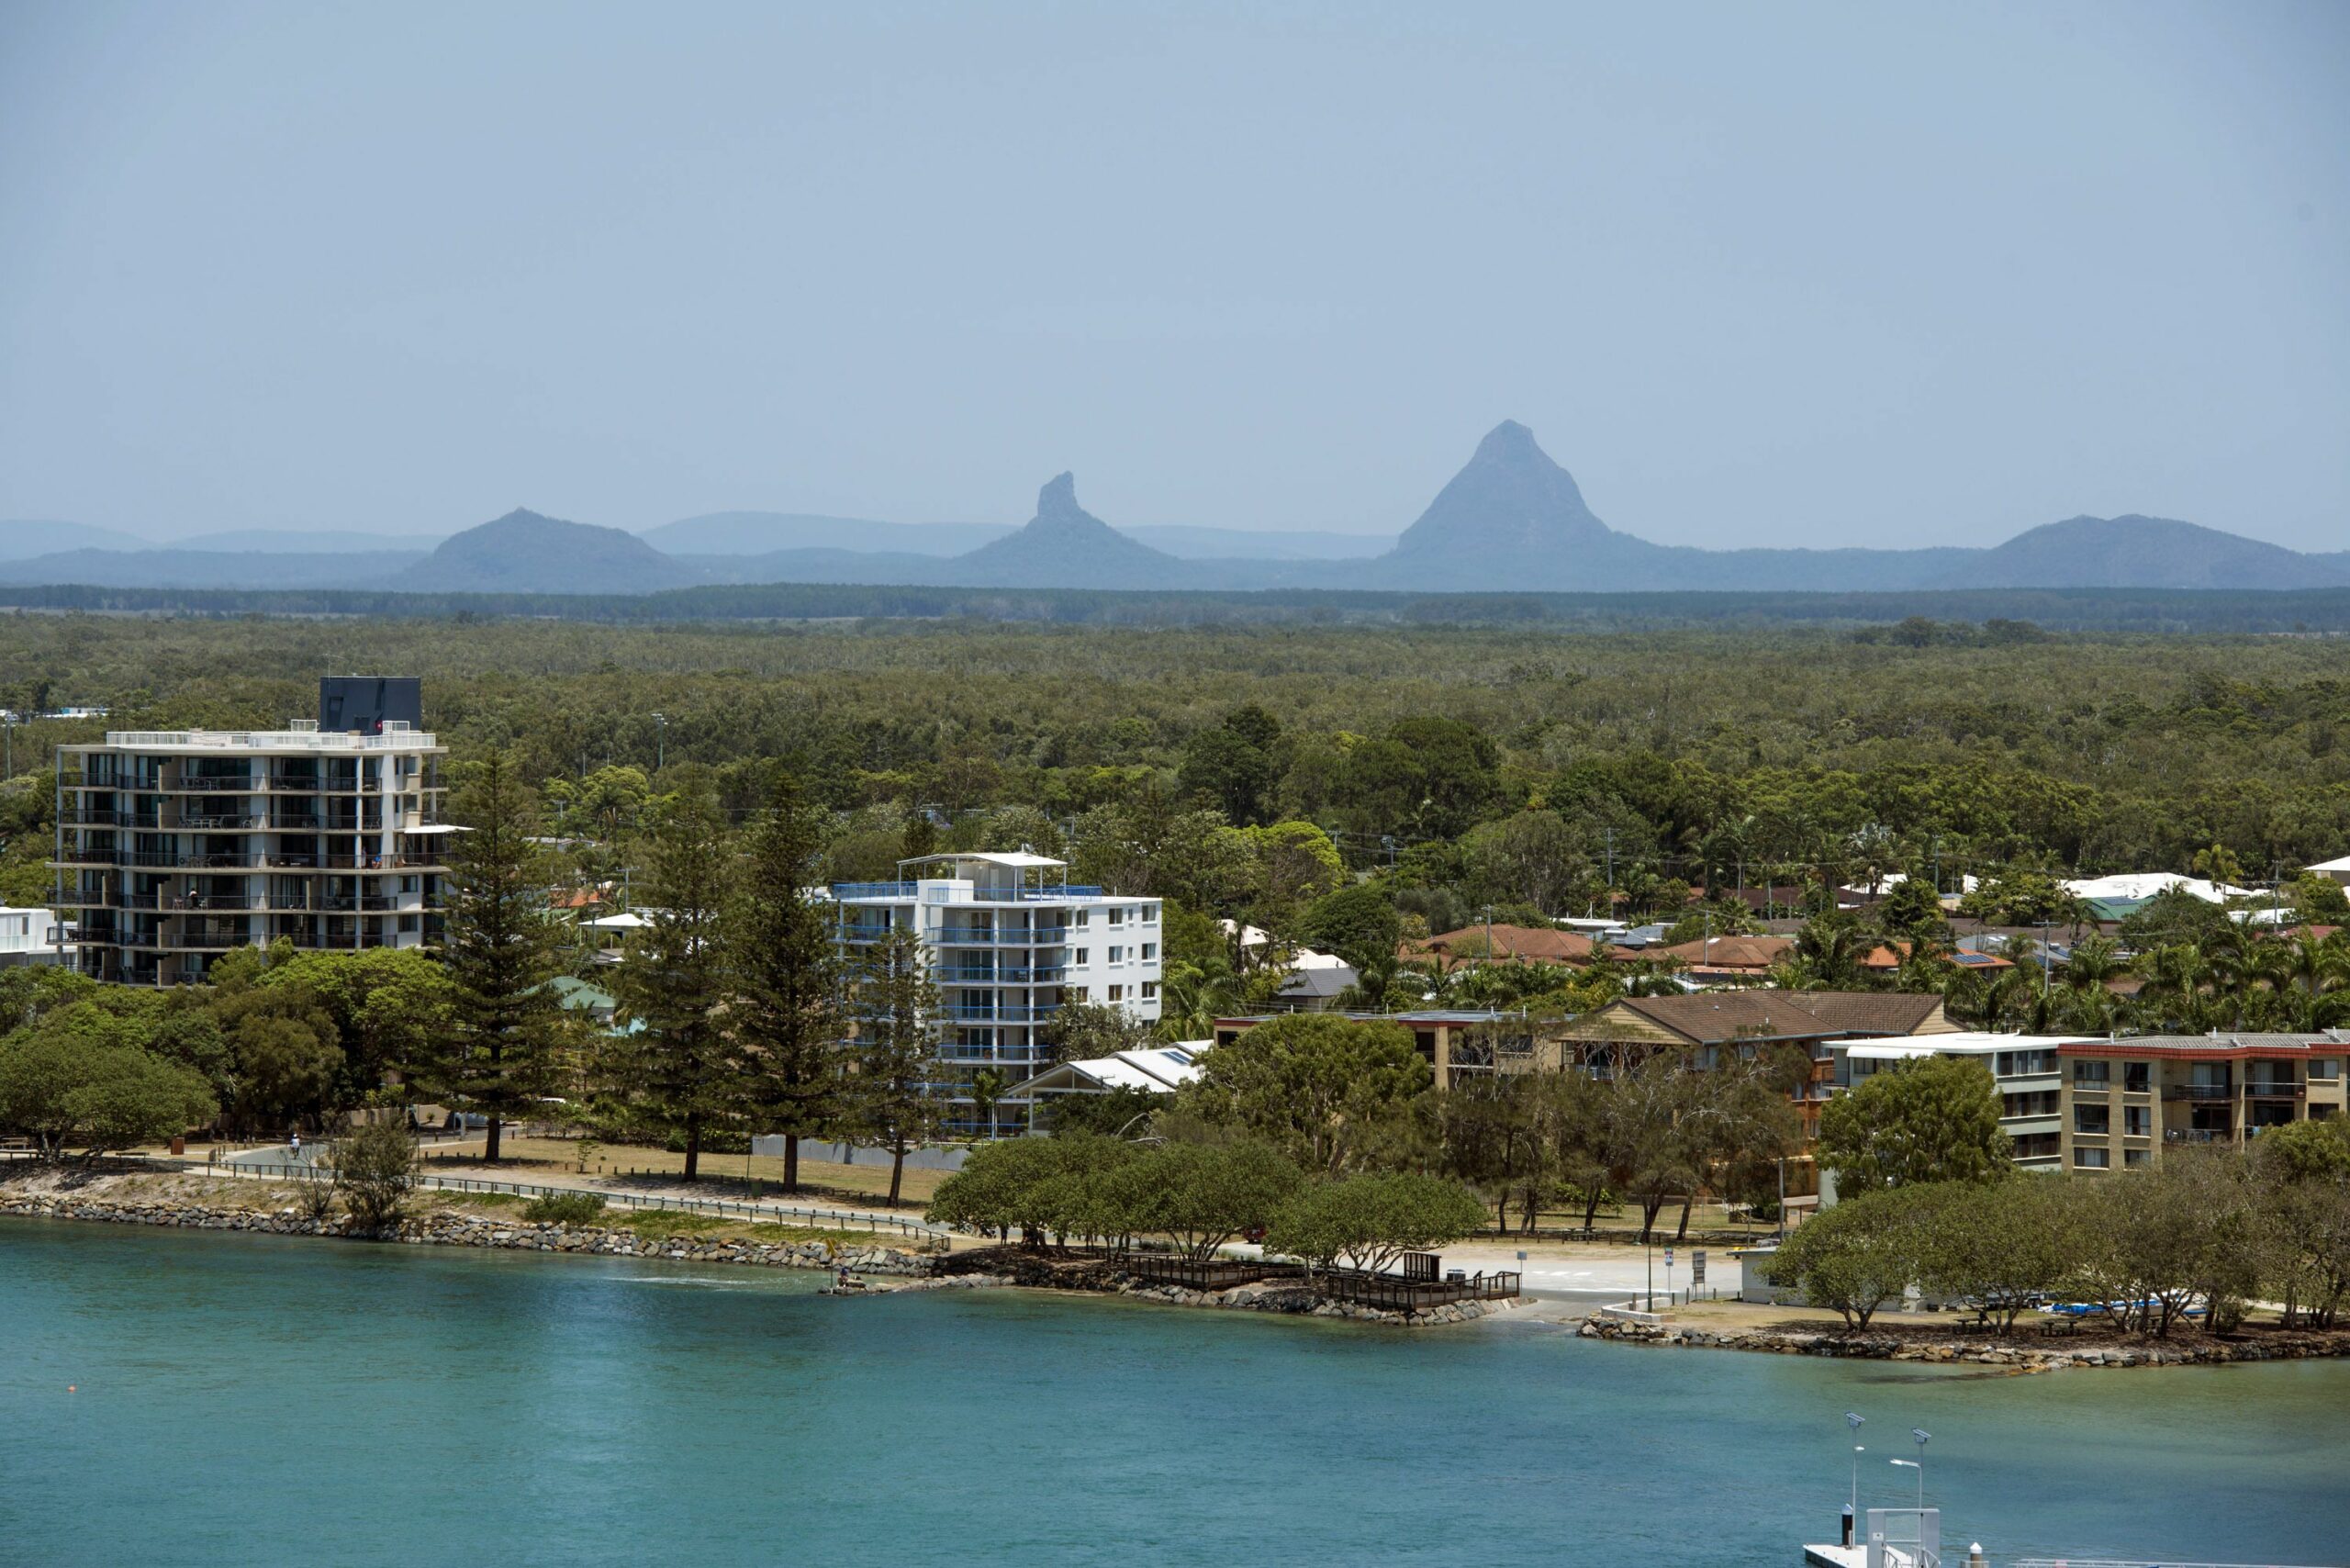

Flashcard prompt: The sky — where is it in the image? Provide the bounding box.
[2,1,2345,550]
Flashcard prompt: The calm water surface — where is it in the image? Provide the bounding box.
[4,1216,2344,1566]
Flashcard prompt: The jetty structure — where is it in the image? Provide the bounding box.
[1802,1508,2342,1567]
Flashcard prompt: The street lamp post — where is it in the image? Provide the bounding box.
[1845,1412,1865,1518]
[652,712,666,772]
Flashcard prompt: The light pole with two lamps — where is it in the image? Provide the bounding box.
[1889,1428,1929,1508]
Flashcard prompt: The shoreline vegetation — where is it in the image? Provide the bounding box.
[1577,1307,2350,1370]
[14,1165,2350,1355]
[0,1169,1510,1326]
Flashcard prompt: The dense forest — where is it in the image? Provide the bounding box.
[3,611,2346,913]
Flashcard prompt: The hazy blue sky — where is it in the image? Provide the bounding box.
[3,1,2344,548]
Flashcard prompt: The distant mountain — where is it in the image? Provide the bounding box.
[10,428,2342,597]
[1363,421,2347,594]
[1387,420,1617,565]
[1125,523,1392,560]
[0,548,429,589]
[0,521,152,560]
[399,509,701,594]
[175,528,445,554]
[1931,515,2350,590]
[955,474,1183,588]
[642,511,1013,557]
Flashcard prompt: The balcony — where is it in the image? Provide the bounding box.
[2166,1127,2233,1144]
[177,812,264,832]
[2244,1081,2306,1101]
[939,1004,1059,1024]
[833,881,918,899]
[934,927,1068,946]
[935,965,1068,984]
[2163,1084,2235,1102]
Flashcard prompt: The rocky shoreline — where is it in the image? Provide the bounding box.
[0,1184,1511,1326]
[1577,1310,2350,1369]
[0,1188,938,1276]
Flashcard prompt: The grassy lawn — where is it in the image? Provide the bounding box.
[414,1136,949,1207]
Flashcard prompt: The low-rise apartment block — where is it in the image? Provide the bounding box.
[828,852,1160,1137]
[1841,1033,2088,1171]
[2057,1032,2350,1171]
[50,678,448,985]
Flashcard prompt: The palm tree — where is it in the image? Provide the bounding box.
[1793,913,1866,988]
[2062,934,2127,994]
[2132,943,2210,1032]
[1156,958,1237,1041]
[2251,931,2350,1029]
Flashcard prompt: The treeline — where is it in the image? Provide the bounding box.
[1775,1120,2350,1335]
[4,582,2350,630]
[1039,1011,1807,1243]
[6,612,2347,903]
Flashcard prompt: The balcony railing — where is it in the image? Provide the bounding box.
[2166,1127,2232,1143]
[2244,1082,2306,1100]
[940,1004,1059,1024]
[934,927,1068,946]
[2163,1084,2235,1101]
[935,966,1068,984]
[829,880,1107,902]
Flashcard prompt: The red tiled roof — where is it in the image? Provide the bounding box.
[1402,924,1595,970]
[1635,934,1794,970]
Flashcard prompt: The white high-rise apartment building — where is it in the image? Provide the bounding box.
[828,852,1162,1136]
[52,680,449,986]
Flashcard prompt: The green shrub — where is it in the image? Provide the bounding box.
[521,1191,609,1225]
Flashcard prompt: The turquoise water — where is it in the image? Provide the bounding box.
[4,1218,2345,1566]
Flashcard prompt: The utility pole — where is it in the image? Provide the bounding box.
[652,712,666,772]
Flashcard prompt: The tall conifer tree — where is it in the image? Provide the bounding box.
[606,791,736,1181]
[432,749,570,1163]
[727,773,845,1192]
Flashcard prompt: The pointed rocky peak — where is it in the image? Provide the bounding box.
[1385,420,1614,562]
[1472,420,1541,462]
[1036,471,1082,521]
[954,470,1180,585]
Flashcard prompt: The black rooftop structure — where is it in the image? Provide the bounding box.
[318,677,422,734]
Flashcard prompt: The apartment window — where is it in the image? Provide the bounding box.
[2075,1148,2109,1170]
[2123,1061,2149,1094]
[1068,988,1088,1003]
[1108,946,1123,964]
[2075,1104,2109,1135]
[2311,1058,2341,1081]
[1107,984,1124,1002]
[2124,1149,2152,1169]
[2001,1091,2058,1119]
[1108,908,1125,926]
[1142,981,1158,1001]
[1074,948,1089,965]
[2011,1132,2059,1160]
[1142,905,1158,924]
[2123,1106,2151,1137]
[1072,910,1089,928]
[2072,1059,2109,1084]
[1141,942,1157,960]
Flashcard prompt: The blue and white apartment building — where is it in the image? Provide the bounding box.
[828,852,1162,1136]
